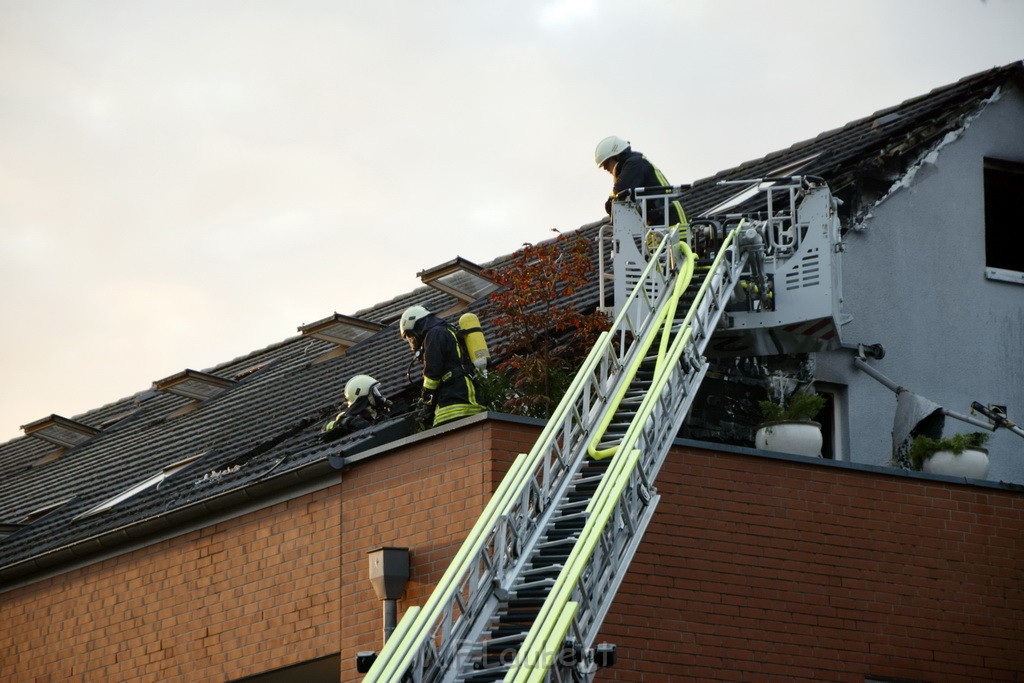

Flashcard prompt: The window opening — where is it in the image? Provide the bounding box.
[298,313,382,348]
[299,313,385,364]
[21,415,98,447]
[417,257,497,304]
[701,154,821,217]
[230,653,340,682]
[984,157,1024,284]
[814,383,845,461]
[20,499,70,524]
[73,453,204,521]
[153,369,235,401]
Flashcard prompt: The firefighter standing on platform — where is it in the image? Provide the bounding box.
[595,135,687,229]
[399,305,485,429]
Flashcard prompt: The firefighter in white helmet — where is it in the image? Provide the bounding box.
[399,305,484,429]
[594,135,687,228]
[320,374,393,441]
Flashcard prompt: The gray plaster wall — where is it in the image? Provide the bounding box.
[816,85,1024,484]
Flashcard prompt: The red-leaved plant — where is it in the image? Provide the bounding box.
[481,230,609,418]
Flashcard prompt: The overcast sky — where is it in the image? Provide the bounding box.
[1,0,1022,442]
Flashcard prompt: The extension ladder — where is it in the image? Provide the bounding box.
[363,186,761,681]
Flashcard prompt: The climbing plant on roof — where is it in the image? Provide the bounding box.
[481,230,610,419]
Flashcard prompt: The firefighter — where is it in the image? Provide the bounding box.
[320,374,393,441]
[594,135,687,229]
[399,305,485,429]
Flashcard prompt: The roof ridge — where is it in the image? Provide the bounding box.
[690,60,1023,187]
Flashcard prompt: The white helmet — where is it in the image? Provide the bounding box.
[399,305,430,339]
[595,135,630,166]
[344,374,379,403]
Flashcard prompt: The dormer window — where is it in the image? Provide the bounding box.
[298,313,382,348]
[418,257,497,304]
[21,415,98,448]
[153,369,235,401]
[299,313,384,364]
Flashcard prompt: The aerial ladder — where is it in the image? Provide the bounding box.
[363,176,845,682]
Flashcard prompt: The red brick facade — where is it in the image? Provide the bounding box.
[2,419,1021,682]
[603,446,1024,682]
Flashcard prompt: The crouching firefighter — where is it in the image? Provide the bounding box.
[399,305,485,429]
[320,374,393,442]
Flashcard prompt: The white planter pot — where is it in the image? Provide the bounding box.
[755,421,823,457]
[921,448,989,479]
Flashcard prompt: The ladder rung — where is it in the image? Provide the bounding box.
[488,626,530,640]
[460,665,512,682]
[558,498,589,511]
[537,533,578,547]
[552,509,588,523]
[572,475,602,486]
[514,577,556,592]
[519,564,562,580]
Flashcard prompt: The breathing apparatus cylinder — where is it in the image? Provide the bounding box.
[458,313,490,377]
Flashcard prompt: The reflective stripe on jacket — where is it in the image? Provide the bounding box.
[420,316,484,426]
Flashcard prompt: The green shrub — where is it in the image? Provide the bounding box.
[908,431,990,471]
[757,391,826,424]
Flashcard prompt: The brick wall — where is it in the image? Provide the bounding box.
[0,420,531,683]
[338,420,532,680]
[599,445,1024,682]
[0,490,342,682]
[3,420,1021,682]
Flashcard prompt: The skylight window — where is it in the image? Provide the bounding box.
[703,181,771,217]
[73,454,204,521]
[418,257,497,304]
[702,154,822,218]
[298,313,385,364]
[153,369,235,401]
[298,313,383,347]
[21,415,99,448]
[20,499,70,524]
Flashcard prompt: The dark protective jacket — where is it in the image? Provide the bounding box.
[418,315,484,427]
[605,150,687,228]
[319,395,389,442]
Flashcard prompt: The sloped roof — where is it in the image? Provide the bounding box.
[679,60,1024,222]
[0,61,1020,589]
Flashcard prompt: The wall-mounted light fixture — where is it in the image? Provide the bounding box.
[355,651,377,674]
[368,546,410,643]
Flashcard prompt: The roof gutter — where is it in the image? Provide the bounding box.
[0,455,338,594]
